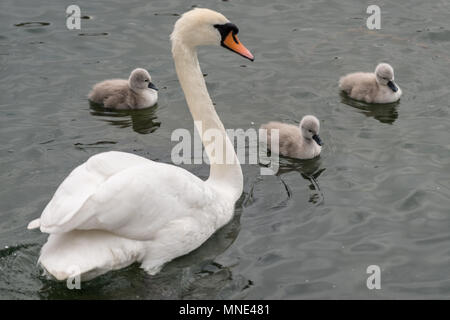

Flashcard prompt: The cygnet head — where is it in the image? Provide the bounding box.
[300,115,323,146]
[375,63,398,92]
[128,68,158,91]
[171,8,254,61]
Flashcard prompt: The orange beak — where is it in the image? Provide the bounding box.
[222,32,254,61]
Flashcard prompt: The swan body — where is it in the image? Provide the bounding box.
[339,63,402,103]
[88,68,158,109]
[28,8,253,281]
[260,115,323,160]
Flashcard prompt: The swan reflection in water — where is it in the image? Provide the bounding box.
[89,101,161,134]
[340,91,400,125]
[258,152,326,205]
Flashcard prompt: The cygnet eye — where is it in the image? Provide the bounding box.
[144,79,149,82]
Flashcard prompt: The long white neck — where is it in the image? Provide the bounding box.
[172,40,243,202]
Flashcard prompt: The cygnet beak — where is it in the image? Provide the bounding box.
[312,134,323,146]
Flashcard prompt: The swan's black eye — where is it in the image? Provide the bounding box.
[144,79,149,82]
[214,23,239,42]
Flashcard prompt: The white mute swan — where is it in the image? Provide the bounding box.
[27,8,254,281]
[88,68,158,109]
[260,115,323,159]
[339,63,402,103]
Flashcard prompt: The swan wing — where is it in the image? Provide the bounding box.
[38,151,215,240]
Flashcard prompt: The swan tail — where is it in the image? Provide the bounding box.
[27,218,41,230]
[38,230,146,281]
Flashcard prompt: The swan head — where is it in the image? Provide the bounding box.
[300,115,323,146]
[375,63,398,92]
[171,8,254,61]
[128,68,158,91]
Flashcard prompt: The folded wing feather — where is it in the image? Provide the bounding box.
[39,151,212,240]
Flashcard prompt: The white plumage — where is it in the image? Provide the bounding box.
[28,8,253,281]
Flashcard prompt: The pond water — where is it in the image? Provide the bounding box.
[0,0,449,299]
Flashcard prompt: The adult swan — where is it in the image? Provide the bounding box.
[27,8,254,281]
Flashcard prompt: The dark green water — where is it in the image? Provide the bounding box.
[1,0,449,299]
